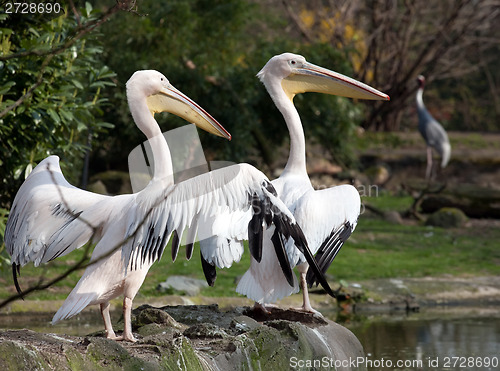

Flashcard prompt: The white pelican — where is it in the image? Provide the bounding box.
[5,70,327,342]
[233,53,390,313]
[416,75,451,180]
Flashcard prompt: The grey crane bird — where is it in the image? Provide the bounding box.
[416,75,451,180]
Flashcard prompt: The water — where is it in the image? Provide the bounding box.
[0,306,499,370]
[343,306,500,370]
[0,310,105,336]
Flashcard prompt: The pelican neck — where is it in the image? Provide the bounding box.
[128,95,174,181]
[266,81,308,177]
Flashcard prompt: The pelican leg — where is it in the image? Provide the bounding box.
[120,296,137,342]
[294,270,321,315]
[253,302,279,314]
[100,302,118,339]
[300,272,316,313]
[426,147,433,181]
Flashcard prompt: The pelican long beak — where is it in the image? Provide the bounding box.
[282,62,390,101]
[146,85,231,140]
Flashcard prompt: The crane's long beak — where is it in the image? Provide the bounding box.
[146,85,231,140]
[282,62,390,101]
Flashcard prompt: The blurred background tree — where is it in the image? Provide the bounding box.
[280,0,500,132]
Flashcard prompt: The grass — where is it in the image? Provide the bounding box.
[0,194,498,304]
[334,218,500,282]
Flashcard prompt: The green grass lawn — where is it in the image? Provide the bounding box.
[1,195,499,303]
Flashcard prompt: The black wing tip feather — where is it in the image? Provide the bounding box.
[200,251,217,287]
[171,230,180,262]
[248,193,263,262]
[270,228,294,287]
[291,226,337,298]
[185,243,194,260]
[250,181,335,296]
[262,179,277,196]
[12,263,24,300]
[305,221,354,290]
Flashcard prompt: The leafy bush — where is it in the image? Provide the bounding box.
[0,3,116,257]
[0,5,116,210]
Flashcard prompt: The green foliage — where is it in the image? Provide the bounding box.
[0,4,116,210]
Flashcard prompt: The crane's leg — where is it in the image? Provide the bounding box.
[100,302,118,339]
[426,147,433,181]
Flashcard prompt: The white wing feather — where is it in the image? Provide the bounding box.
[293,184,360,259]
[5,156,111,267]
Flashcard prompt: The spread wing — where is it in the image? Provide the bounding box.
[5,156,112,267]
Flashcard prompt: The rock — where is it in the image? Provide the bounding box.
[156,275,209,296]
[425,207,468,228]
[183,323,228,339]
[87,179,108,195]
[132,305,186,330]
[0,305,367,371]
[383,210,404,224]
[365,164,390,185]
[89,170,132,195]
[307,157,342,176]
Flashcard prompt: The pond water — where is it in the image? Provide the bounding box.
[0,310,105,336]
[341,306,500,371]
[1,305,499,370]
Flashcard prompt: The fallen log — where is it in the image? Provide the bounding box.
[413,183,500,219]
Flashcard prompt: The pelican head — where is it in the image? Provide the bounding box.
[127,70,231,140]
[258,52,389,102]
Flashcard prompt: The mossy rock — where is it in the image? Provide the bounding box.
[0,306,367,371]
[425,207,468,228]
[0,341,52,370]
[364,164,390,185]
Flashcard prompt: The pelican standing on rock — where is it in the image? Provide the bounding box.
[416,75,451,180]
[5,70,326,342]
[233,53,389,313]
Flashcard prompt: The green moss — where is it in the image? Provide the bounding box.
[86,338,130,370]
[245,324,292,370]
[0,341,51,370]
[159,336,205,371]
[64,345,99,371]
